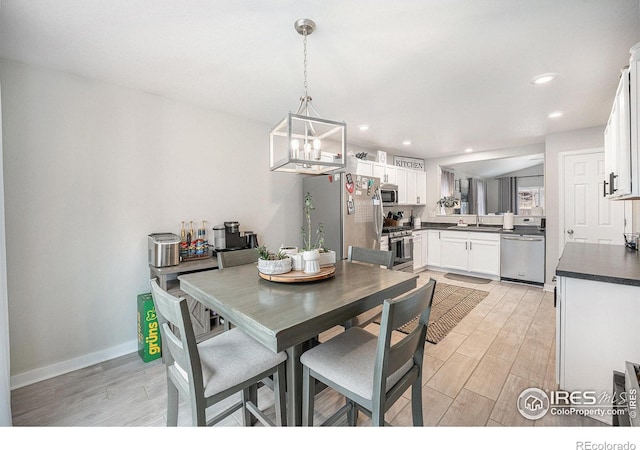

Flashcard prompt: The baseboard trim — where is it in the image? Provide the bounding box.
[10,339,138,390]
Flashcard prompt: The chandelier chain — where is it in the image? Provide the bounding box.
[303,30,308,100]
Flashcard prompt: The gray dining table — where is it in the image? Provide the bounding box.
[178,259,418,426]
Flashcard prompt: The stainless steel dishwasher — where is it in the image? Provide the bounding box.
[500,234,545,285]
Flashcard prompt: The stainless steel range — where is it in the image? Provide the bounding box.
[382,226,414,272]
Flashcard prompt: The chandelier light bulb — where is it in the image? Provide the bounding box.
[304,142,312,159]
[291,139,300,159]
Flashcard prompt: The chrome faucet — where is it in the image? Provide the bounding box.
[476,213,481,227]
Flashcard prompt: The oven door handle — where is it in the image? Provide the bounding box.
[390,237,404,244]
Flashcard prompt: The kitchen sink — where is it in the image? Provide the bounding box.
[447,225,503,231]
[476,225,504,230]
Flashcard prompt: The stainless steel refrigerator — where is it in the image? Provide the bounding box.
[302,172,384,260]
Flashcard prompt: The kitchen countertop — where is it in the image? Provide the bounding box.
[413,222,546,236]
[556,242,640,286]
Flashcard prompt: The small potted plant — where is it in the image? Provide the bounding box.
[302,192,336,267]
[256,245,292,275]
[437,195,459,215]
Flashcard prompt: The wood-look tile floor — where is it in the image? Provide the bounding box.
[10,270,608,427]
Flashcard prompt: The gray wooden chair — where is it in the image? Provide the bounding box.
[149,278,287,426]
[300,279,436,426]
[216,248,259,330]
[216,248,258,269]
[345,246,394,328]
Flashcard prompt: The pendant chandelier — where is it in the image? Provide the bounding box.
[269,19,347,175]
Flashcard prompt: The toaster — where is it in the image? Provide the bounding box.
[148,233,180,267]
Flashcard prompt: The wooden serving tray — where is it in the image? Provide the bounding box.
[258,265,336,283]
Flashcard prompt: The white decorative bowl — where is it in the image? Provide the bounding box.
[257,257,292,275]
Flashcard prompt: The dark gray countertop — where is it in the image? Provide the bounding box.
[414,222,545,236]
[556,242,640,286]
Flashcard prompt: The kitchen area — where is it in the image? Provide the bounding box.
[4,1,640,437]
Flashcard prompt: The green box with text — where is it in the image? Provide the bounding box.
[137,292,162,362]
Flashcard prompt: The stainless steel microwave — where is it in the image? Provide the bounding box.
[380,184,398,205]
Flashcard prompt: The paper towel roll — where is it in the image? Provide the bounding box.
[503,212,514,230]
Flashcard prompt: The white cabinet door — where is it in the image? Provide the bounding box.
[372,162,386,182]
[385,165,397,185]
[440,231,469,271]
[356,160,373,177]
[468,235,500,276]
[427,230,441,267]
[558,276,640,422]
[396,168,408,204]
[416,171,426,205]
[413,232,423,271]
[421,230,428,268]
[406,170,417,205]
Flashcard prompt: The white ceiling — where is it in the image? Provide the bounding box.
[1,1,639,160]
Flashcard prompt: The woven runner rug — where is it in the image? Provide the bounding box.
[378,282,489,344]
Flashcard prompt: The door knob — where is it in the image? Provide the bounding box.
[567,229,574,235]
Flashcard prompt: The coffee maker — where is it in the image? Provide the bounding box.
[222,221,245,250]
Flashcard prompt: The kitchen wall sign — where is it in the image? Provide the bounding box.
[393,156,425,170]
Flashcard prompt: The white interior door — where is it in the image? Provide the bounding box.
[561,149,625,251]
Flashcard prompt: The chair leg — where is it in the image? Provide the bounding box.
[301,366,315,426]
[274,364,287,426]
[191,394,206,426]
[166,381,179,426]
[347,399,358,426]
[241,388,251,426]
[411,380,424,426]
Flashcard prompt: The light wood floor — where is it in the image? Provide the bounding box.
[10,270,607,427]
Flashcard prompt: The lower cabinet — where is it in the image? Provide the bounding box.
[413,230,428,271]
[439,231,500,277]
[556,276,640,424]
[427,230,442,267]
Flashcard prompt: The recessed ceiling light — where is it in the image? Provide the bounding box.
[531,73,558,85]
[358,124,370,131]
[464,148,473,153]
[548,111,563,118]
[402,140,412,146]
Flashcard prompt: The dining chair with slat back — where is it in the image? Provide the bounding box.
[216,248,259,269]
[345,246,394,328]
[216,248,259,330]
[150,278,287,426]
[300,278,436,426]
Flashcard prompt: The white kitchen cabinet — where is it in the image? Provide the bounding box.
[373,162,397,184]
[440,232,469,271]
[412,230,428,272]
[416,171,427,205]
[440,230,500,277]
[396,167,426,205]
[354,159,373,177]
[603,43,640,199]
[406,170,417,205]
[421,229,428,268]
[396,167,408,204]
[556,276,640,423]
[412,231,423,271]
[427,230,441,267]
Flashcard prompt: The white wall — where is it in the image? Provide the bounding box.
[0,59,303,387]
[0,81,13,425]
[543,126,606,287]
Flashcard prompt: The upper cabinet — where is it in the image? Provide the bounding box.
[373,162,397,184]
[348,156,426,205]
[604,42,640,200]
